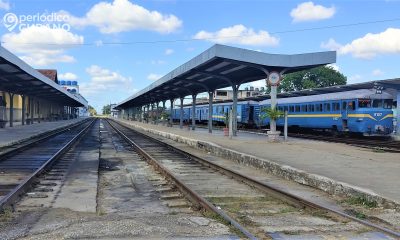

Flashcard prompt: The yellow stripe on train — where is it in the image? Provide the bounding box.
[287,114,341,118]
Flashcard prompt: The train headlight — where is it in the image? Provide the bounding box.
[357,118,363,122]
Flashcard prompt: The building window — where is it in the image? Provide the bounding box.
[216,91,227,96]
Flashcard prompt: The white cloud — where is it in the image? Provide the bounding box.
[165,48,174,55]
[348,74,363,83]
[59,72,78,80]
[147,73,162,81]
[193,24,279,47]
[327,63,339,71]
[290,2,335,22]
[339,28,400,59]
[1,25,83,66]
[151,60,166,65]
[372,69,384,76]
[0,0,10,10]
[63,0,182,34]
[80,65,133,96]
[320,38,342,51]
[322,28,400,59]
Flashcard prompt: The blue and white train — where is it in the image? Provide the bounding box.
[171,89,394,136]
[259,89,394,136]
[171,100,260,127]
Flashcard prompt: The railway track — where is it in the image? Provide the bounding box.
[191,124,400,152]
[287,133,400,153]
[107,119,400,239]
[0,118,95,212]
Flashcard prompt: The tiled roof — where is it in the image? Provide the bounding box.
[37,69,58,83]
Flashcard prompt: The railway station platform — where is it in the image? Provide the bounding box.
[0,117,89,149]
[113,118,400,208]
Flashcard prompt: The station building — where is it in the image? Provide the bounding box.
[0,46,87,128]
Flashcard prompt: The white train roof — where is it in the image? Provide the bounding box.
[260,89,392,105]
[178,100,259,109]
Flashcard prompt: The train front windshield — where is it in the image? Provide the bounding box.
[358,99,392,109]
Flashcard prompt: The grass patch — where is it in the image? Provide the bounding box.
[278,207,296,214]
[0,207,13,221]
[372,148,386,153]
[355,211,366,219]
[343,196,378,208]
[96,208,107,216]
[203,210,246,238]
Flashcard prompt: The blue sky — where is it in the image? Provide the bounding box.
[1,0,400,112]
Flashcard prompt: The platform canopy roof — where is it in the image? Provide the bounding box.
[117,44,336,108]
[247,78,400,101]
[0,46,87,107]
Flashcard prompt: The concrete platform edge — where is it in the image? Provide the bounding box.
[0,118,89,149]
[114,119,400,209]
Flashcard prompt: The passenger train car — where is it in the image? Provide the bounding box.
[171,100,259,127]
[259,89,394,136]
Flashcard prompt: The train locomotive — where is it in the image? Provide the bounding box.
[259,89,394,136]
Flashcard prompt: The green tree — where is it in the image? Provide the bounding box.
[265,65,347,93]
[102,104,111,115]
[88,105,97,116]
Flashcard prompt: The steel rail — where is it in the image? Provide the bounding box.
[109,119,400,239]
[0,118,93,162]
[0,118,96,212]
[106,119,256,240]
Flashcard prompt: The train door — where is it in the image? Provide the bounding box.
[341,100,348,130]
[198,109,201,122]
[249,106,254,123]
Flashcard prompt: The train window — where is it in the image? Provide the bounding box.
[284,106,288,112]
[301,105,307,112]
[372,100,383,108]
[290,106,295,112]
[308,104,314,112]
[332,102,340,111]
[324,103,331,112]
[383,99,393,109]
[342,102,347,110]
[295,105,300,112]
[315,104,322,112]
[348,101,356,110]
[358,99,371,108]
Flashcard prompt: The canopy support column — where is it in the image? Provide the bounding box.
[30,97,34,124]
[8,92,14,127]
[397,91,400,136]
[156,101,160,124]
[37,101,41,123]
[232,85,239,136]
[191,94,197,130]
[169,99,174,126]
[179,97,184,129]
[21,95,26,125]
[208,91,213,133]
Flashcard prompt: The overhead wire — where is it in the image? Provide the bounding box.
[1,17,400,47]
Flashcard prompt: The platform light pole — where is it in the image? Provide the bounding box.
[266,71,282,141]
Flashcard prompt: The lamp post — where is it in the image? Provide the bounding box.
[266,71,281,141]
